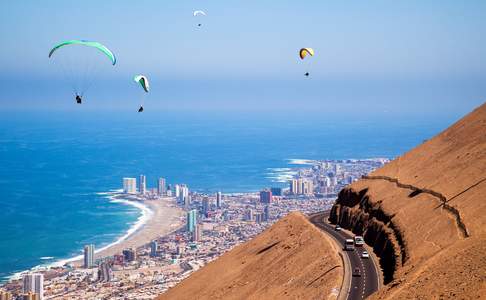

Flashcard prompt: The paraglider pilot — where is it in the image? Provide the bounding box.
[138,106,144,113]
[75,94,82,104]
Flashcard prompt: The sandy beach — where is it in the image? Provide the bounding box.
[72,195,185,266]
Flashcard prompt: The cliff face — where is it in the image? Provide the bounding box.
[157,212,342,300]
[330,103,486,299]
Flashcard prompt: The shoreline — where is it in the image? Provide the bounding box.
[6,191,184,280]
[72,192,184,266]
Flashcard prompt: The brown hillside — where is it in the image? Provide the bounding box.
[157,212,343,300]
[330,102,486,299]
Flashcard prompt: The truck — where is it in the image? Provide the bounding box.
[344,239,355,251]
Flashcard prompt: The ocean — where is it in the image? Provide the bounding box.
[0,109,456,282]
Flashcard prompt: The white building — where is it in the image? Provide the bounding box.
[157,177,166,195]
[174,184,181,198]
[22,273,44,300]
[290,178,313,195]
[216,191,222,208]
[123,178,137,194]
[84,244,95,268]
[139,174,146,194]
[302,180,313,195]
[178,185,189,206]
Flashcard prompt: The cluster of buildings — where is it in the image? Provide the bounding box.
[1,190,334,299]
[287,158,389,197]
[123,175,168,197]
[0,158,388,299]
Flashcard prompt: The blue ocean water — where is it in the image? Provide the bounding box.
[0,110,457,281]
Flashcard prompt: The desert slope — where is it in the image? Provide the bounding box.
[330,102,486,299]
[157,212,342,300]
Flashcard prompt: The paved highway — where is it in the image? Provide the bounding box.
[309,212,380,300]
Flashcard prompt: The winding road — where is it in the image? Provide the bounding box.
[309,212,380,300]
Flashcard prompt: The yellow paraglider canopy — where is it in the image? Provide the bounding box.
[299,48,314,60]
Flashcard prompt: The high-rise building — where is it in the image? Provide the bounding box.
[97,262,113,282]
[302,180,313,195]
[259,189,273,203]
[157,178,166,195]
[178,185,189,206]
[191,223,201,242]
[22,273,43,300]
[264,205,270,221]
[245,209,253,221]
[186,209,197,232]
[123,178,137,194]
[150,240,158,257]
[139,174,146,194]
[0,289,13,300]
[84,244,95,268]
[122,248,137,262]
[174,184,181,198]
[290,179,299,195]
[202,197,210,216]
[270,187,282,196]
[216,191,222,209]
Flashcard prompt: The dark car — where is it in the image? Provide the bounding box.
[352,267,361,277]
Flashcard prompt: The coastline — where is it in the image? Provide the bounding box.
[7,191,184,280]
[71,192,184,266]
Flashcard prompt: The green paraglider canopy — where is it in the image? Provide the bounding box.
[134,75,150,93]
[49,40,116,65]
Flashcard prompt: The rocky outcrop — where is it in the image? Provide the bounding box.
[330,187,406,283]
[329,102,486,299]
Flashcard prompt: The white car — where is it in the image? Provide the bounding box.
[361,250,369,259]
[354,236,365,246]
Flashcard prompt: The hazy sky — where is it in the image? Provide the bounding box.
[1,1,485,115]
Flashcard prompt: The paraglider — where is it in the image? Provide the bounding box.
[48,40,116,104]
[299,48,314,77]
[193,10,206,27]
[134,75,150,112]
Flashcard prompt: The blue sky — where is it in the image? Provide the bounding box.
[0,1,485,115]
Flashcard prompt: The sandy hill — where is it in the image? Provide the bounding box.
[157,212,342,300]
[330,102,486,299]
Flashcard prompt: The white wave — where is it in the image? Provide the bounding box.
[266,173,296,182]
[40,257,54,260]
[287,158,318,165]
[266,167,292,172]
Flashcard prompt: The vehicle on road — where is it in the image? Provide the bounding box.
[354,236,365,247]
[361,250,369,259]
[334,225,341,231]
[352,267,361,277]
[344,239,355,251]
